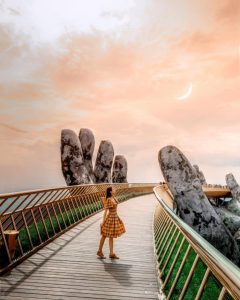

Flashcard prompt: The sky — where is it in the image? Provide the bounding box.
[0,0,239,193]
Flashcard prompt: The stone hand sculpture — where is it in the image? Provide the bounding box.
[94,140,114,183]
[112,155,128,183]
[61,129,91,185]
[159,145,240,265]
[193,164,207,185]
[61,128,128,185]
[79,128,95,183]
[226,173,240,216]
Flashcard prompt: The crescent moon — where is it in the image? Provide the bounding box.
[176,83,192,100]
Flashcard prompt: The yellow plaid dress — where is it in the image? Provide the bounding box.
[101,197,126,238]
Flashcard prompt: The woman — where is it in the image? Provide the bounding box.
[97,187,126,259]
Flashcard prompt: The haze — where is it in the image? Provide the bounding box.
[0,0,239,193]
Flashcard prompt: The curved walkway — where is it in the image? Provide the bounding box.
[0,195,159,300]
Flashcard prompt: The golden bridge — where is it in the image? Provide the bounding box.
[0,183,239,299]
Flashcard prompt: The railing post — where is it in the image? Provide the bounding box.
[153,184,240,300]
[0,220,12,264]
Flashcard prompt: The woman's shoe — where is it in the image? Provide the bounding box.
[109,253,119,259]
[97,250,106,259]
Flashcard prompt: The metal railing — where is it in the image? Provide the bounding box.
[0,183,155,274]
[153,184,240,300]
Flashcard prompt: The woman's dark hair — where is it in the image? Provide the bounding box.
[106,187,112,199]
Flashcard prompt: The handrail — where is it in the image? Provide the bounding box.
[153,184,240,300]
[0,182,157,199]
[0,183,157,216]
[0,182,155,274]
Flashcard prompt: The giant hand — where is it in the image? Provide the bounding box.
[159,145,240,266]
[61,128,128,185]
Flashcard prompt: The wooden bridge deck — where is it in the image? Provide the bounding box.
[0,195,159,300]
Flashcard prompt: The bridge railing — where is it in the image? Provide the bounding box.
[153,184,240,300]
[0,183,155,274]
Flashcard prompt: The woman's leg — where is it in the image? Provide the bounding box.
[109,237,114,255]
[98,235,106,253]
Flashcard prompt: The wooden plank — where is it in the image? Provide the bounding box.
[1,195,159,300]
[0,285,158,298]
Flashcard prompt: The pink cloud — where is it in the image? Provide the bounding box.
[0,0,240,192]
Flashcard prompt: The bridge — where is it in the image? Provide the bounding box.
[0,183,239,299]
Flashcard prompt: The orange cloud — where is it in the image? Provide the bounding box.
[0,0,240,193]
[216,0,240,24]
[0,82,45,101]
